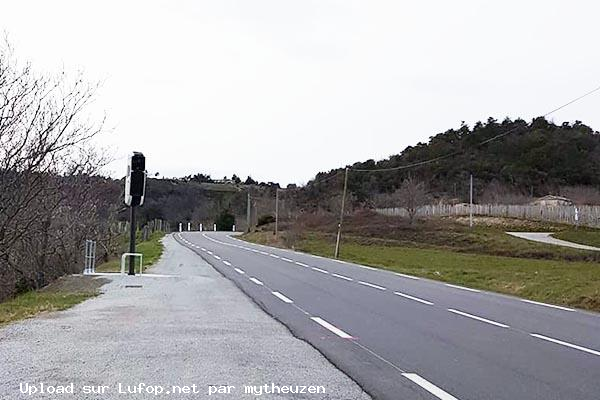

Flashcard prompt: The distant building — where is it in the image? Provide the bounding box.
[531,195,573,207]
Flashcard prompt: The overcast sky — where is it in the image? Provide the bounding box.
[1,1,599,184]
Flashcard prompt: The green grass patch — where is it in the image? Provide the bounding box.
[553,230,600,248]
[97,231,165,273]
[242,231,600,312]
[0,275,108,327]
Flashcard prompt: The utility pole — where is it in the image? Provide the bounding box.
[469,174,473,228]
[334,167,349,259]
[246,191,251,232]
[275,188,279,238]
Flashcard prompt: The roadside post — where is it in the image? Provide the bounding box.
[124,152,147,275]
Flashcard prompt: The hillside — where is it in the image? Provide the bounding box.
[302,117,600,206]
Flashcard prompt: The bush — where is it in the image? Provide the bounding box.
[257,214,276,226]
[215,210,236,231]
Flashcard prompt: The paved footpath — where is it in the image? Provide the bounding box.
[506,231,600,251]
[0,235,370,400]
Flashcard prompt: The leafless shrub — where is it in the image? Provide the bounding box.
[374,177,429,224]
[559,185,600,205]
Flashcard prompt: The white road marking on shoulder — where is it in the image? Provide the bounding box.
[447,308,509,328]
[530,334,600,356]
[234,268,245,274]
[332,273,353,281]
[402,373,459,400]
[394,292,433,305]
[358,281,386,291]
[213,255,221,260]
[295,261,309,267]
[207,250,213,255]
[281,257,293,262]
[222,261,231,266]
[259,251,269,255]
[394,272,420,280]
[311,317,353,339]
[445,284,480,293]
[201,248,206,251]
[312,267,329,274]
[269,254,280,259]
[272,291,293,304]
[521,299,575,312]
[249,277,263,286]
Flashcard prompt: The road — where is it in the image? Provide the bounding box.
[176,231,600,400]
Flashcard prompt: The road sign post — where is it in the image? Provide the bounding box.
[124,152,147,275]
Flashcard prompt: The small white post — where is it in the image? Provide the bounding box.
[213,223,217,231]
[232,225,236,232]
[178,223,182,232]
[200,223,203,231]
[187,222,191,231]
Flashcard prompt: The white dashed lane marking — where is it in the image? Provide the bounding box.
[295,261,309,267]
[402,373,459,400]
[447,308,509,328]
[312,267,329,274]
[394,292,434,306]
[358,281,386,291]
[222,261,232,266]
[234,268,245,275]
[331,273,353,281]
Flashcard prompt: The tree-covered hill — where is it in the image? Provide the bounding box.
[305,117,600,204]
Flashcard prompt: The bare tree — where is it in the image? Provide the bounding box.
[375,177,429,224]
[0,40,111,299]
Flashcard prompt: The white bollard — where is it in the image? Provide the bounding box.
[187,222,191,231]
[178,223,182,232]
[200,223,203,231]
[213,224,217,231]
[232,225,236,232]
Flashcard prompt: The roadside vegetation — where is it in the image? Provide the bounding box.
[243,212,600,312]
[0,275,108,327]
[96,231,166,273]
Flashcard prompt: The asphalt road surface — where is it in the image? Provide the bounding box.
[176,231,600,400]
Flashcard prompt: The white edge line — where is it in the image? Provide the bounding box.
[295,261,309,267]
[312,267,329,274]
[447,308,509,328]
[249,277,263,286]
[521,299,575,312]
[222,261,231,266]
[530,333,600,356]
[445,284,480,293]
[402,373,459,400]
[394,272,420,280]
[311,317,353,339]
[394,292,433,305]
[272,291,293,304]
[234,268,245,274]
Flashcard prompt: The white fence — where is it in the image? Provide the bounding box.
[376,204,600,227]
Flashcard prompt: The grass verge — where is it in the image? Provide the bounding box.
[553,230,600,248]
[96,231,165,273]
[0,275,108,327]
[243,231,600,312]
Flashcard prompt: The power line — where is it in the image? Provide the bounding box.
[350,83,600,173]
